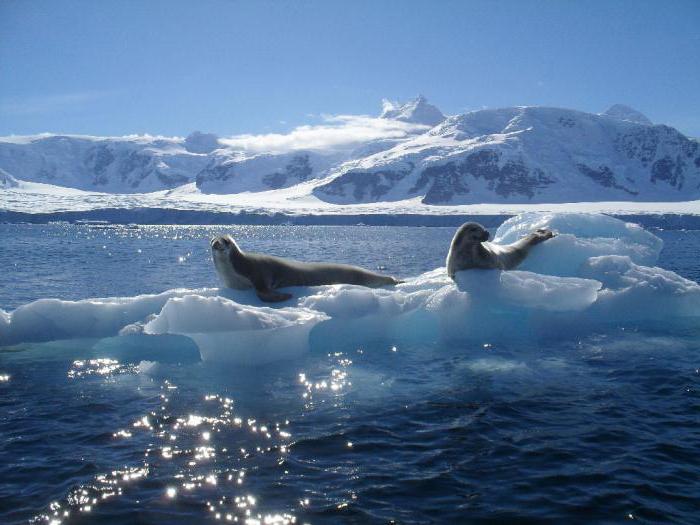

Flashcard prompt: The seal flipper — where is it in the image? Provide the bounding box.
[256,288,293,303]
[248,266,292,302]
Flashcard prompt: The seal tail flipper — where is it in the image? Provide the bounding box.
[370,276,404,287]
[256,288,293,303]
[376,275,404,286]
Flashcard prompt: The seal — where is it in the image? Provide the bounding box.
[446,222,556,278]
[211,235,402,302]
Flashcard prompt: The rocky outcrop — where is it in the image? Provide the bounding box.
[411,151,555,204]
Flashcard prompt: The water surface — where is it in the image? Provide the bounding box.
[1,223,699,524]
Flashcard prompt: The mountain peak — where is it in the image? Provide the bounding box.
[602,104,652,126]
[184,131,221,153]
[380,95,446,126]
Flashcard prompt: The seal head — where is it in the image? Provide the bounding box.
[446,223,493,277]
[453,222,490,245]
[211,235,254,290]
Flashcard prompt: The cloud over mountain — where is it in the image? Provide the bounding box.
[218,114,429,154]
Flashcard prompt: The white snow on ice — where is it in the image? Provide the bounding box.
[1,213,699,364]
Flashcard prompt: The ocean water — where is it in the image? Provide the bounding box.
[1,223,700,524]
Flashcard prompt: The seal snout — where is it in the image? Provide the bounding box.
[211,237,223,251]
[211,236,230,252]
[211,235,240,254]
[481,230,490,242]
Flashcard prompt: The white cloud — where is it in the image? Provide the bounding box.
[219,114,428,154]
[381,98,398,113]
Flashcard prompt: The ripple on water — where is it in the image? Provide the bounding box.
[2,224,700,524]
[27,368,301,525]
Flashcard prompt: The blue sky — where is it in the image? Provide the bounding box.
[1,0,699,137]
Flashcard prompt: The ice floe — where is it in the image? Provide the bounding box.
[1,213,698,364]
[493,212,663,275]
[143,295,328,365]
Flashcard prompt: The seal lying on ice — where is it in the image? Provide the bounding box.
[446,222,556,278]
[211,235,402,302]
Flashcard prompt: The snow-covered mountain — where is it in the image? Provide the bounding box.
[380,95,446,126]
[1,98,698,205]
[184,131,221,154]
[314,105,700,204]
[602,104,652,125]
[193,98,437,194]
[0,134,213,193]
[195,150,347,194]
[0,98,433,194]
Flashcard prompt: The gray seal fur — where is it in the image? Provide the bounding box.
[446,222,556,278]
[211,235,402,302]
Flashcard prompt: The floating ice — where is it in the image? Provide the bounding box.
[454,270,601,312]
[1,213,698,363]
[300,286,427,318]
[494,212,663,276]
[0,309,9,334]
[300,284,436,344]
[422,269,602,343]
[143,295,328,365]
[0,288,219,346]
[464,358,529,374]
[582,255,700,322]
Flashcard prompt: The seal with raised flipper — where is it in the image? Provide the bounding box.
[446,222,556,278]
[211,235,402,302]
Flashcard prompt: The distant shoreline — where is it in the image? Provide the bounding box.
[2,208,700,229]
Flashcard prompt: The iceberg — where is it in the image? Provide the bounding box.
[1,213,698,364]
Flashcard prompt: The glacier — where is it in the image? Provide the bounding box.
[1,213,698,365]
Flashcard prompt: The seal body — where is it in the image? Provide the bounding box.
[211,235,401,302]
[446,222,555,278]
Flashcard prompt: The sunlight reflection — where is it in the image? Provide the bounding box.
[68,358,136,379]
[32,375,296,524]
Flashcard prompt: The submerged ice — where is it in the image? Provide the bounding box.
[1,213,698,363]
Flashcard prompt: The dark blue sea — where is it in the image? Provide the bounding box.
[1,222,700,524]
